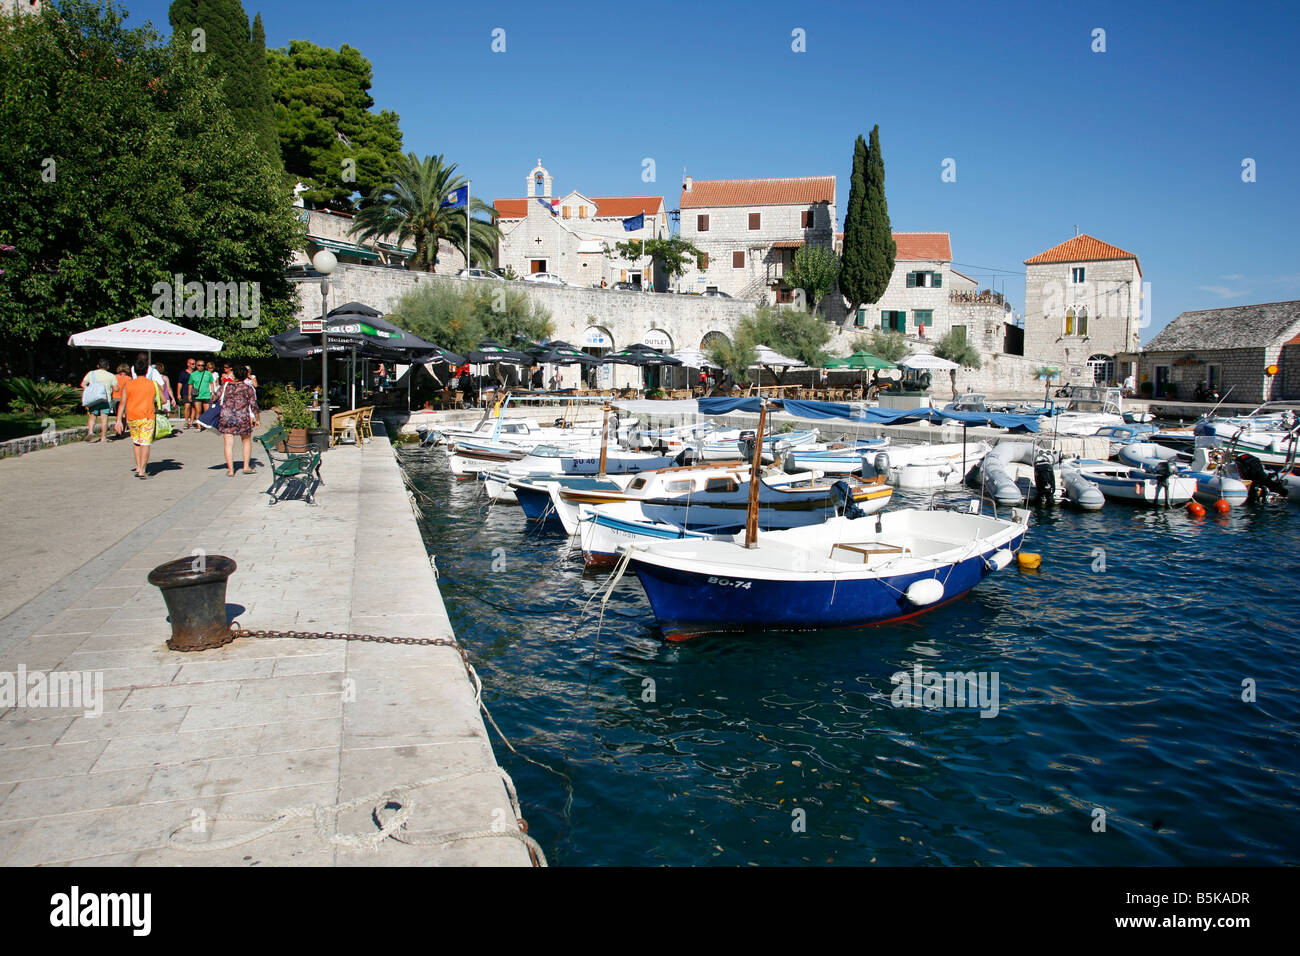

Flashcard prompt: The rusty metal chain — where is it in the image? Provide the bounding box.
[202,624,470,657]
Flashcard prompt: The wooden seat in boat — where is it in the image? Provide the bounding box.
[830,542,908,562]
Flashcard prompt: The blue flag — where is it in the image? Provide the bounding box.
[442,185,468,209]
[622,213,645,232]
[537,198,556,214]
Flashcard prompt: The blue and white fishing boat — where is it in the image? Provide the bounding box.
[480,444,679,502]
[787,437,888,474]
[510,475,631,529]
[577,504,721,568]
[619,508,1028,640]
[698,428,820,461]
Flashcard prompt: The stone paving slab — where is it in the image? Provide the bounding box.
[0,420,533,866]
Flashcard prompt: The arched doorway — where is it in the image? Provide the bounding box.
[1087,353,1114,386]
[643,329,673,389]
[582,325,614,389]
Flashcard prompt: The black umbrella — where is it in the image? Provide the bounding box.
[530,340,604,365]
[465,339,534,364]
[603,343,683,366]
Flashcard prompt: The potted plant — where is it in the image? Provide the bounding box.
[277,385,316,451]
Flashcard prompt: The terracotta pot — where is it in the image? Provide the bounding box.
[286,426,308,452]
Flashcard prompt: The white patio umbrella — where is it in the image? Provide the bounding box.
[898,352,959,370]
[669,347,710,367]
[751,344,805,368]
[68,315,224,364]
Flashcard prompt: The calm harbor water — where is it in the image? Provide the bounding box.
[400,447,1300,866]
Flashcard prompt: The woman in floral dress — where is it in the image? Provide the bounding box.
[217,364,260,475]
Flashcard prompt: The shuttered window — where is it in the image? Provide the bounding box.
[697,214,709,232]
[748,213,761,230]
[801,210,812,228]
[733,251,745,268]
[913,310,933,328]
[562,206,571,219]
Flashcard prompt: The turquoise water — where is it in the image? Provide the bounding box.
[400,449,1300,866]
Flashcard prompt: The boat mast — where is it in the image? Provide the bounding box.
[598,403,610,477]
[744,400,769,548]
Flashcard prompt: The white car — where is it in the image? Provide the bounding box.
[455,268,504,280]
[522,272,567,287]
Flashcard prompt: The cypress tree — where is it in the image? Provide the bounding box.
[838,134,871,320]
[861,125,896,308]
[249,14,280,162]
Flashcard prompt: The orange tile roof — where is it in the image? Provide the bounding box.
[1024,234,1141,275]
[892,232,951,261]
[493,196,663,220]
[833,231,952,261]
[679,176,835,209]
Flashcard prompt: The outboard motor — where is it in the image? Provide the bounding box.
[739,431,757,463]
[1032,457,1056,506]
[872,452,891,479]
[672,447,696,467]
[1235,453,1286,502]
[783,452,803,474]
[831,479,867,519]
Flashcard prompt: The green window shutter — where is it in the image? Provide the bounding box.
[906,272,916,288]
[933,272,942,288]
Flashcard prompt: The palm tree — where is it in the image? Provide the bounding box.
[933,329,982,397]
[348,153,501,272]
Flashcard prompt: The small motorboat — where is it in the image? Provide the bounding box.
[977,442,1104,510]
[479,444,680,502]
[1066,459,1197,506]
[863,442,991,491]
[787,437,888,475]
[1093,423,1158,457]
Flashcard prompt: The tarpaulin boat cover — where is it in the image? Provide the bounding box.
[695,397,1043,432]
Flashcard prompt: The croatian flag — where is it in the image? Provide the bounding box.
[442,185,468,209]
[622,213,645,232]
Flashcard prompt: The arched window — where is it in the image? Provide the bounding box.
[1087,353,1115,385]
[700,330,730,350]
[1066,305,1089,336]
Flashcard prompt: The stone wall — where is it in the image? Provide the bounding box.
[1138,347,1275,402]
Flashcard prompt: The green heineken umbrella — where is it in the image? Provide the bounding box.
[823,351,897,370]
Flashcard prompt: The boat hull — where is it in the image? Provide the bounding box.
[628,531,1025,640]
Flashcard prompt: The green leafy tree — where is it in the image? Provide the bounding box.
[611,236,703,289]
[741,304,832,369]
[855,330,908,362]
[783,243,839,313]
[839,128,896,320]
[704,336,757,387]
[387,281,552,356]
[267,40,404,211]
[933,329,982,396]
[349,153,499,272]
[0,0,302,371]
[168,0,279,162]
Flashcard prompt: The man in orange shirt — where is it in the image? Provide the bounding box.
[116,358,159,477]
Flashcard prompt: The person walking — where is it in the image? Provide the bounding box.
[153,362,175,415]
[115,358,158,477]
[178,357,196,428]
[110,363,131,437]
[191,360,216,418]
[80,358,116,443]
[217,364,259,475]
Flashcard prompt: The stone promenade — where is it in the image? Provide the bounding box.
[0,420,533,866]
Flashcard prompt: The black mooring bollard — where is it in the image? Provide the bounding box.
[147,555,238,651]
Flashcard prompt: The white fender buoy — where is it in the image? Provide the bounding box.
[905,578,945,606]
[986,548,1013,571]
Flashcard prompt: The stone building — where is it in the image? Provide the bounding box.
[0,0,42,16]
[834,232,962,338]
[1022,234,1143,385]
[289,204,464,274]
[1138,300,1300,402]
[493,160,666,290]
[675,175,837,300]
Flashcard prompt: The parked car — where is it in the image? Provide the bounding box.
[522,272,567,287]
[701,289,732,298]
[454,267,504,280]
[610,281,637,291]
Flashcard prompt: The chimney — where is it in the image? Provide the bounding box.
[683,177,693,193]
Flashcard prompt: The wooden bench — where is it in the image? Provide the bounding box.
[830,542,907,563]
[256,424,323,505]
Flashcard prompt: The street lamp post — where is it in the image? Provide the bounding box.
[312,250,337,430]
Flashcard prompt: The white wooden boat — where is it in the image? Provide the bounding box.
[863,442,991,491]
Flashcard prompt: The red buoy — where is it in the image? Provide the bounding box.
[1213,498,1231,514]
[1186,501,1206,517]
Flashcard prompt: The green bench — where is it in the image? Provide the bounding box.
[255,424,323,505]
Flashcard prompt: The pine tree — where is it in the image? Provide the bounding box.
[838,134,870,320]
[862,125,896,308]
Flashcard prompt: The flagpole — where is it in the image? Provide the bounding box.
[466,180,471,269]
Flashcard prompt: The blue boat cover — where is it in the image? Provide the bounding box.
[696,397,1042,432]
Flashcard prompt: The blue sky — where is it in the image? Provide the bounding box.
[122,0,1300,340]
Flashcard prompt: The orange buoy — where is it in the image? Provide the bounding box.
[1186,501,1206,517]
[1213,498,1231,514]
[1017,552,1042,570]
